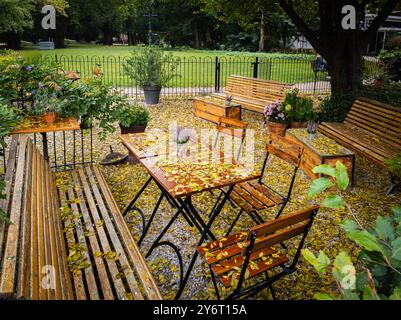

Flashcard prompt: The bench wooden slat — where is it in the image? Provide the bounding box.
[59,189,87,300]
[319,98,401,168]
[0,136,28,295]
[76,168,139,300]
[16,139,33,299]
[48,172,74,300]
[68,171,103,300]
[212,75,292,114]
[0,136,19,274]
[1,137,161,300]
[92,166,162,300]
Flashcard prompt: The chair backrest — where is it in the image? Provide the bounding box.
[216,117,248,140]
[0,135,73,300]
[344,97,401,150]
[214,117,248,160]
[225,75,292,104]
[260,135,303,178]
[245,206,319,257]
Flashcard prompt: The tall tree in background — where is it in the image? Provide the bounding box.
[277,0,401,95]
[0,0,68,49]
[202,0,285,51]
[0,0,35,49]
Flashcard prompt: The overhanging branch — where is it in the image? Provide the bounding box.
[364,0,399,40]
[278,0,323,53]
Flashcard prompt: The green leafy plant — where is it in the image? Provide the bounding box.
[61,76,130,137]
[319,93,355,122]
[118,103,150,128]
[123,47,180,88]
[385,153,401,180]
[378,50,401,82]
[282,89,319,122]
[303,162,401,300]
[357,82,401,108]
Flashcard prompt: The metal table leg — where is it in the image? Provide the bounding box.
[174,185,235,300]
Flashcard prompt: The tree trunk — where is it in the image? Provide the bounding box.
[103,30,113,45]
[324,36,365,96]
[5,32,22,50]
[194,21,200,49]
[259,10,265,52]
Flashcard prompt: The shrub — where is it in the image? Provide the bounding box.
[385,153,401,180]
[319,93,355,122]
[222,32,258,52]
[123,47,179,88]
[118,103,150,128]
[378,50,401,82]
[357,82,401,108]
[304,162,401,300]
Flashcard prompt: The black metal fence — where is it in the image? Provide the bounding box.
[27,54,337,97]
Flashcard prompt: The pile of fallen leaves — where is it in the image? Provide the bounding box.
[87,98,398,300]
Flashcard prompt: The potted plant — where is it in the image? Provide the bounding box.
[118,103,150,134]
[31,82,62,124]
[263,101,288,136]
[225,95,233,106]
[123,47,179,105]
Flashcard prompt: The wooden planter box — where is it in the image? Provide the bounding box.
[285,129,356,185]
[193,97,241,124]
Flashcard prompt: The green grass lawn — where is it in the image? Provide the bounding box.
[20,44,324,88]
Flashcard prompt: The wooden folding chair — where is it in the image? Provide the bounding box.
[214,117,248,161]
[226,135,304,235]
[197,206,319,300]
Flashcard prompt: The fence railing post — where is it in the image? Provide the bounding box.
[253,57,259,78]
[215,57,221,92]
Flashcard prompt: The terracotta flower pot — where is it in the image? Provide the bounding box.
[43,112,58,124]
[268,122,287,136]
[291,121,307,128]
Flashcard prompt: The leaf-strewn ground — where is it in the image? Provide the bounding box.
[94,98,400,299]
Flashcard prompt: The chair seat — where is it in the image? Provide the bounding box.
[197,232,289,287]
[230,181,284,213]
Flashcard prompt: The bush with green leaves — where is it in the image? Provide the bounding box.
[378,50,401,82]
[303,162,401,300]
[123,47,180,88]
[385,153,401,180]
[118,103,150,128]
[319,93,355,122]
[357,82,401,108]
[0,99,19,225]
[61,76,130,137]
[0,51,69,109]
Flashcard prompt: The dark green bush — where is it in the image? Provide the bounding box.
[319,93,355,122]
[378,50,401,82]
[357,82,401,108]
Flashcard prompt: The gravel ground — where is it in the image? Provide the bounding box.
[3,97,398,300]
[100,98,400,300]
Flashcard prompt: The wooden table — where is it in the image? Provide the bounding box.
[12,117,80,161]
[193,97,241,124]
[285,128,356,183]
[120,131,260,299]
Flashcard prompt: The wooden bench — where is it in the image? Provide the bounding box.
[38,41,55,50]
[0,135,162,300]
[319,98,401,192]
[212,75,292,114]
